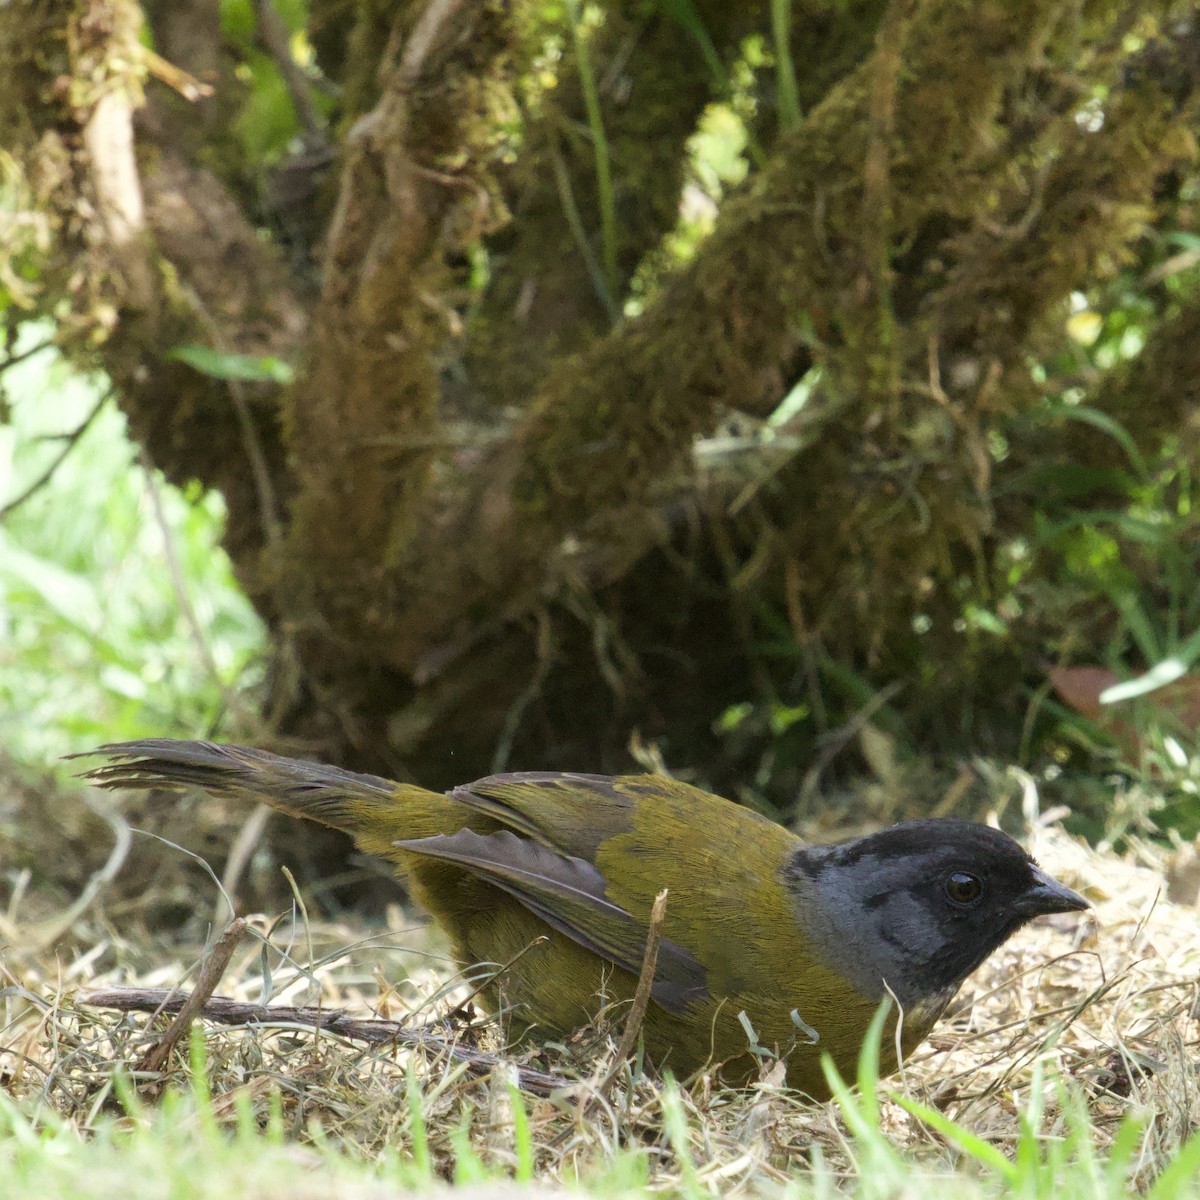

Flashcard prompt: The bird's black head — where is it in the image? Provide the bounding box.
[786,818,1089,1008]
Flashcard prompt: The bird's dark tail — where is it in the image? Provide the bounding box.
[78,739,454,853]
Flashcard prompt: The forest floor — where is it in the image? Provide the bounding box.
[2,805,1199,1198]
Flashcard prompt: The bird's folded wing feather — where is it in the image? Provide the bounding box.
[394,829,708,1013]
[447,771,724,860]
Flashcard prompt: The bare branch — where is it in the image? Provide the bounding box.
[0,391,111,521]
[81,986,572,1095]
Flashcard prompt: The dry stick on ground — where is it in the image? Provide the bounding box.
[81,987,572,1096]
[596,888,669,1097]
[137,917,249,1075]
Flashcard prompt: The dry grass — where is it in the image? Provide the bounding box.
[2,790,1199,1196]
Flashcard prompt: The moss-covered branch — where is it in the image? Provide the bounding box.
[465,1,765,407]
[278,2,538,657]
[512,0,1059,528]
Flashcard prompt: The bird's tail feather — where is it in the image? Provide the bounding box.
[78,739,432,847]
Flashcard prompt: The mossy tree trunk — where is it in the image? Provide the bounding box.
[1,0,1197,801]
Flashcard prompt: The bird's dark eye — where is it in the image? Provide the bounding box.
[945,871,984,905]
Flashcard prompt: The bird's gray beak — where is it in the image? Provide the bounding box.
[1020,865,1090,916]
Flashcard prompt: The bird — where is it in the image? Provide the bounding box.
[80,739,1089,1097]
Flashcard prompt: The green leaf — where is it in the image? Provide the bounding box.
[769,702,809,735]
[405,1063,432,1181]
[0,530,100,631]
[168,344,295,384]
[1104,1113,1146,1193]
[508,1081,534,1182]
[1110,591,1164,664]
[770,0,802,130]
[660,1081,704,1200]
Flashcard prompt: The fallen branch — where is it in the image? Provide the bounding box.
[80,986,572,1096]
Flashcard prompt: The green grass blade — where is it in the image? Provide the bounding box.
[891,1092,1019,1182]
[565,0,617,305]
[770,0,802,130]
[1148,1126,1200,1199]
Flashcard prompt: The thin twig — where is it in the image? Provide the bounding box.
[252,0,323,138]
[138,918,249,1075]
[396,0,469,87]
[564,0,617,300]
[0,337,53,376]
[597,888,669,1095]
[447,935,549,1021]
[491,609,553,773]
[7,790,131,954]
[859,0,905,411]
[217,805,273,925]
[798,680,905,808]
[138,451,255,729]
[137,45,214,101]
[81,986,572,1095]
[182,288,285,556]
[0,390,110,521]
[550,139,619,323]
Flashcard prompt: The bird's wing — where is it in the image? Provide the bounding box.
[447,771,724,859]
[440,771,808,1009]
[394,828,708,1012]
